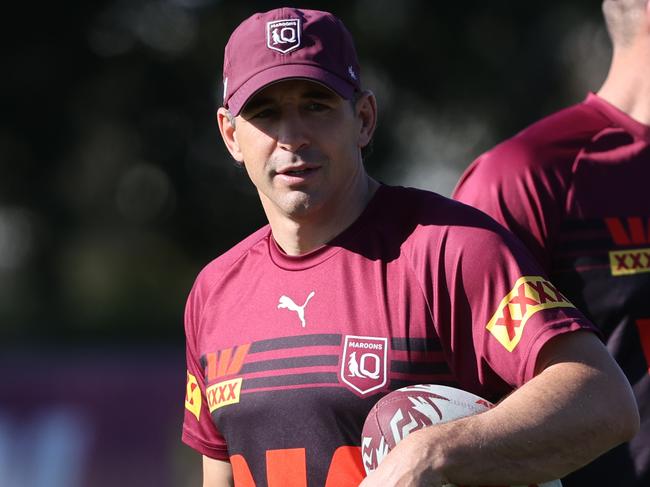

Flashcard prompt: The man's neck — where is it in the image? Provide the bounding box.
[268,176,380,256]
[597,43,650,126]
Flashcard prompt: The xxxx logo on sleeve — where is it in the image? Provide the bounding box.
[207,378,243,412]
[486,276,575,352]
[204,344,250,412]
[185,371,202,421]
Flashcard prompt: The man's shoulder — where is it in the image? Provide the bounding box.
[380,184,447,206]
[378,185,468,220]
[516,100,611,147]
[476,100,611,171]
[378,186,529,272]
[379,185,505,238]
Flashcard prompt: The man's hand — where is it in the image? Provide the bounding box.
[359,426,449,487]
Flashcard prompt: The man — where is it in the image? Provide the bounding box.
[453,0,650,485]
[182,7,638,486]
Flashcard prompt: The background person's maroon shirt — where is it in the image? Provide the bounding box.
[454,93,650,487]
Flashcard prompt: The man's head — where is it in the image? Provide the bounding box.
[602,0,649,46]
[221,7,362,117]
[216,8,377,230]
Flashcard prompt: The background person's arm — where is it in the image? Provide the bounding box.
[360,331,639,486]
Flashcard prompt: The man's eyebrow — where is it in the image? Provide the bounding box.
[241,97,273,114]
[242,88,339,115]
[301,89,337,100]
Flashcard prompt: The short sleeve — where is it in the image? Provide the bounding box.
[181,282,230,461]
[428,207,597,393]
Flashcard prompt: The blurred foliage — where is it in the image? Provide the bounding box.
[1,0,608,344]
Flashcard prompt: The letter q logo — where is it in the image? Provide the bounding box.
[340,335,388,396]
[266,19,301,53]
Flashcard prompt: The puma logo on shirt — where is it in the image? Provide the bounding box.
[277,291,316,327]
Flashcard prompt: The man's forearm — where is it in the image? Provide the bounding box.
[428,362,634,484]
[203,456,233,487]
[361,332,639,486]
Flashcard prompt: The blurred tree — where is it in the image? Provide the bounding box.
[0,0,607,344]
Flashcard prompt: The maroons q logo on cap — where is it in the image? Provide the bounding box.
[340,335,388,396]
[266,19,301,53]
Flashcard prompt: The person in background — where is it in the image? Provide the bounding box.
[453,0,650,485]
[182,6,639,486]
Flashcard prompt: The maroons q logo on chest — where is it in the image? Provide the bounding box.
[266,19,301,53]
[340,336,388,395]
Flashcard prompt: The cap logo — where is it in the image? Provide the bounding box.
[266,19,301,53]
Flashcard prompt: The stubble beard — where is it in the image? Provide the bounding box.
[265,152,329,220]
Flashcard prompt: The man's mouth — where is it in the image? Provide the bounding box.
[276,165,319,176]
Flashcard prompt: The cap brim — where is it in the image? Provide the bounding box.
[226,64,357,116]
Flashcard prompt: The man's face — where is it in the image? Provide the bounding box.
[220,79,369,223]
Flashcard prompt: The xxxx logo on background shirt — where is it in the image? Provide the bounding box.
[486,276,575,352]
[605,217,650,276]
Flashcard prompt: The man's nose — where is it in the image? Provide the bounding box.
[276,111,309,151]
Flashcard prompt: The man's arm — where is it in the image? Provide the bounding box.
[360,331,639,486]
[203,456,233,487]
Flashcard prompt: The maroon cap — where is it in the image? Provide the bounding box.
[222,7,361,116]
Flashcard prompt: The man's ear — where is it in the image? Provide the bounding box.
[355,90,378,150]
[217,107,244,163]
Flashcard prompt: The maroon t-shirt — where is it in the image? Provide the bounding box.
[454,93,650,486]
[183,185,594,486]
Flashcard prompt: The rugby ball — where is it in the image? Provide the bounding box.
[361,384,562,487]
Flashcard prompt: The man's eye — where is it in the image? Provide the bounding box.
[306,102,328,112]
[251,108,276,119]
